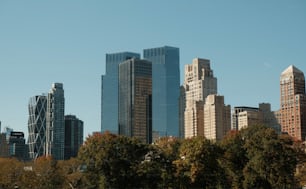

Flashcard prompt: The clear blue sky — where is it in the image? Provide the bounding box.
[0,0,305,139]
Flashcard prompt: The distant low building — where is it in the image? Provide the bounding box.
[204,94,231,141]
[232,103,281,132]
[1,129,29,160]
[8,131,28,160]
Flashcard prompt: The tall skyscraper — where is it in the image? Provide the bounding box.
[46,83,65,160]
[118,58,152,143]
[143,46,180,138]
[280,65,306,141]
[183,58,217,138]
[101,52,140,134]
[28,95,47,159]
[64,115,83,160]
[204,95,231,141]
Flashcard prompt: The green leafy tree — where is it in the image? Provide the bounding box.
[78,132,149,189]
[136,147,164,188]
[174,136,226,189]
[241,125,297,189]
[219,130,247,189]
[294,140,306,187]
[153,137,182,188]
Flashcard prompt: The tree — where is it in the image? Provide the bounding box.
[174,136,226,189]
[219,130,247,189]
[294,140,306,187]
[57,158,85,189]
[78,132,149,188]
[153,137,182,188]
[33,156,65,188]
[241,125,297,189]
[0,158,23,188]
[136,147,164,188]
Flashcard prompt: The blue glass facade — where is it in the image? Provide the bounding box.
[143,46,180,137]
[101,52,140,134]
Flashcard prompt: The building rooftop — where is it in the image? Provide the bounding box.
[281,65,304,76]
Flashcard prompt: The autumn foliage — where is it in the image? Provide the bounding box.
[0,125,305,189]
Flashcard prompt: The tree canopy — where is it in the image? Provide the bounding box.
[0,125,304,188]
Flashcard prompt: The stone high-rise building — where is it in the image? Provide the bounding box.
[183,58,217,138]
[280,65,306,141]
[46,83,65,160]
[118,58,152,143]
[28,95,47,159]
[204,94,231,141]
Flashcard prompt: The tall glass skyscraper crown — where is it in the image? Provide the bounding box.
[143,46,180,137]
[101,52,140,133]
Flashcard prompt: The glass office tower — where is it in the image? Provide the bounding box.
[143,46,180,138]
[118,58,152,143]
[46,83,65,160]
[28,95,47,159]
[101,52,140,134]
[64,115,84,160]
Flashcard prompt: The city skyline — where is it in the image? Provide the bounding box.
[0,1,305,138]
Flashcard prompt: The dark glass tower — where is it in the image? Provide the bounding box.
[64,115,83,160]
[101,52,140,134]
[118,58,152,143]
[143,46,180,138]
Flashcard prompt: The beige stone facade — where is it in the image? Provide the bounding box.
[280,65,306,141]
[237,110,262,130]
[183,58,217,138]
[184,100,204,137]
[204,94,231,141]
[232,103,280,132]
